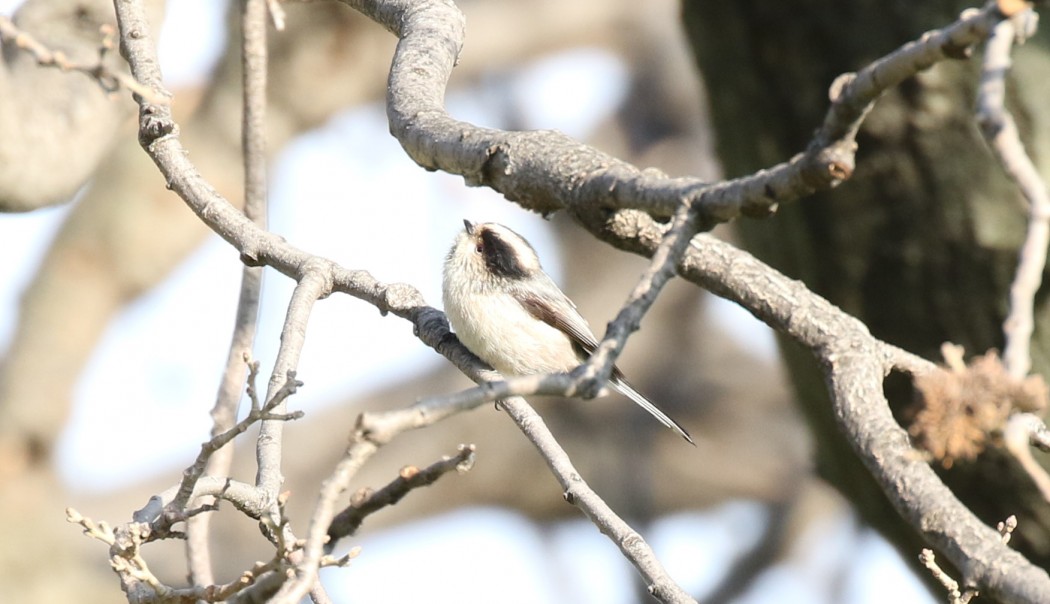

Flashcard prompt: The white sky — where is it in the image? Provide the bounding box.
[0,1,932,602]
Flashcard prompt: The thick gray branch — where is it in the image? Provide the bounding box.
[678,229,1050,603]
[112,0,1050,600]
[341,0,1004,225]
[336,0,1050,599]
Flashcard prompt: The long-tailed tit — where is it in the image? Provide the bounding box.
[442,220,693,444]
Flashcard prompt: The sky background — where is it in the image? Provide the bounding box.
[0,1,934,602]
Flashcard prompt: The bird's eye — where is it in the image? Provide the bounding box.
[475,243,483,254]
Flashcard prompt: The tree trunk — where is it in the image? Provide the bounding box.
[682,0,1050,571]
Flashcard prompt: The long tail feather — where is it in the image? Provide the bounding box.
[611,378,694,445]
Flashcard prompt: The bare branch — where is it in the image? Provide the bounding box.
[497,396,696,603]
[0,15,167,105]
[241,0,270,230]
[256,270,329,498]
[1004,413,1050,502]
[327,444,477,544]
[109,8,509,600]
[1012,412,1050,452]
[135,477,264,527]
[342,0,1005,224]
[71,508,305,603]
[671,231,1050,603]
[130,367,302,535]
[166,368,303,528]
[127,364,306,546]
[920,514,1020,604]
[920,548,974,604]
[267,438,379,604]
[333,2,1050,594]
[271,444,478,603]
[353,376,503,443]
[970,5,1050,514]
[266,0,287,31]
[330,369,698,602]
[110,0,1050,601]
[187,349,259,582]
[578,200,696,396]
[975,8,1050,380]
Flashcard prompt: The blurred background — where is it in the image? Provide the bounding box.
[7,0,1046,602]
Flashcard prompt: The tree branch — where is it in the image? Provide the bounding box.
[188,0,271,574]
[254,270,328,522]
[968,4,1050,509]
[334,0,1050,596]
[110,0,1050,601]
[976,10,1049,380]
[0,13,166,104]
[140,366,303,531]
[577,200,697,397]
[326,444,477,544]
[498,395,697,603]
[270,445,477,604]
[340,0,1005,223]
[673,230,1050,603]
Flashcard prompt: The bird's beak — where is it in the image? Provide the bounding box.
[463,219,475,235]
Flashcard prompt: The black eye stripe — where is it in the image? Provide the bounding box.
[480,229,529,279]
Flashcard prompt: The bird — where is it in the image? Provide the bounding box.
[442,219,693,444]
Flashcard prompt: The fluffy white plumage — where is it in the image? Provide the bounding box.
[442,220,693,444]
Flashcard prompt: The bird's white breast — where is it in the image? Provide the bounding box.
[443,283,579,376]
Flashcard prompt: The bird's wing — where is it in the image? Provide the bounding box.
[516,287,636,382]
[517,289,599,356]
[516,283,695,445]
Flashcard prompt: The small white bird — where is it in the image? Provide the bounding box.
[442,219,693,444]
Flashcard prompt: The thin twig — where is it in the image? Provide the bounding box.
[135,476,259,525]
[130,371,303,536]
[256,270,330,498]
[919,514,1019,604]
[354,382,498,443]
[920,548,973,604]
[1012,412,1050,452]
[188,334,260,584]
[266,439,376,604]
[171,368,303,522]
[578,200,696,396]
[973,7,1050,510]
[1004,413,1050,503]
[270,444,477,603]
[241,0,270,229]
[71,507,340,604]
[975,10,1050,380]
[327,444,477,545]
[111,0,1050,601]
[0,15,167,105]
[267,0,287,30]
[498,396,696,603]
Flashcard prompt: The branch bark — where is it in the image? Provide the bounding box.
[186,0,271,588]
[102,0,1050,601]
[335,0,1050,600]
